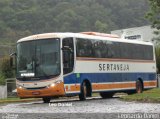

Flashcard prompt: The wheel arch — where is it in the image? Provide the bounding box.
[80,79,92,97]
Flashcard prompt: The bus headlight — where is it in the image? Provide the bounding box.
[47,81,62,88]
[50,83,55,87]
[19,86,23,89]
[47,83,55,88]
[16,84,23,89]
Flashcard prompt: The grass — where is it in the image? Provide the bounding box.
[120,88,160,103]
[0,97,41,103]
[92,93,100,97]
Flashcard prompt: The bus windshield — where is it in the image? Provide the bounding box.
[16,38,60,79]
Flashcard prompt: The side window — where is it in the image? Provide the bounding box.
[62,38,74,74]
[76,38,93,57]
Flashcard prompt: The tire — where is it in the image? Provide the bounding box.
[136,80,143,93]
[100,92,114,98]
[43,97,51,103]
[79,82,87,101]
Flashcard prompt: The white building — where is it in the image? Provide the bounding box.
[111,25,157,43]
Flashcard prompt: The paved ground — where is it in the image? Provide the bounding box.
[0,97,160,119]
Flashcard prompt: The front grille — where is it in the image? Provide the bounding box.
[26,86,47,90]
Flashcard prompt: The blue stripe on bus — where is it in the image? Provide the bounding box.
[64,73,156,84]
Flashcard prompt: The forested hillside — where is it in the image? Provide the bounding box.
[0,0,149,44]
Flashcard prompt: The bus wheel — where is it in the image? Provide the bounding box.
[79,82,87,101]
[100,92,114,98]
[136,80,143,93]
[43,97,51,103]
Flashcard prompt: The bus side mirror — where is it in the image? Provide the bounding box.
[10,52,16,69]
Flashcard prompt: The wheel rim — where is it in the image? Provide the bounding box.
[83,83,87,97]
[137,85,141,93]
[136,81,142,93]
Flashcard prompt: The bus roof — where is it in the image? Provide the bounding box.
[17,32,153,46]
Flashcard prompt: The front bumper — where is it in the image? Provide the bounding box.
[17,82,65,98]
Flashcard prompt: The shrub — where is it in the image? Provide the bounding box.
[0,73,5,85]
[155,47,160,73]
[0,56,14,85]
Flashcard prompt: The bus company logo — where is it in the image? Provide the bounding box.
[99,63,130,71]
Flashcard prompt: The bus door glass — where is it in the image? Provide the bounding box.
[62,38,74,74]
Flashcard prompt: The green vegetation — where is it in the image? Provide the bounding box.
[146,0,160,71]
[0,0,149,44]
[146,0,160,30]
[155,47,160,73]
[0,57,14,85]
[146,0,160,44]
[120,88,160,103]
[0,73,5,85]
[0,97,41,103]
[0,0,151,59]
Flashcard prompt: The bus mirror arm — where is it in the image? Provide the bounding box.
[10,52,17,57]
[62,46,73,52]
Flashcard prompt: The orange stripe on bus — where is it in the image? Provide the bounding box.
[76,57,155,63]
[92,83,136,90]
[91,81,157,91]
[66,81,157,92]
[65,85,80,92]
[70,85,80,91]
[144,81,157,87]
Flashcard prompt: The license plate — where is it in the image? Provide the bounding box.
[32,91,40,95]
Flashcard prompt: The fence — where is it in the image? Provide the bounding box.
[6,78,16,97]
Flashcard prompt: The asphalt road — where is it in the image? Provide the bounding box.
[0,97,160,119]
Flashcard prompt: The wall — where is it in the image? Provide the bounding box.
[111,25,157,42]
[0,85,7,99]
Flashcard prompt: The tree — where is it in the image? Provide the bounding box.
[146,0,160,29]
[0,56,14,85]
[155,47,160,73]
[146,0,160,43]
[0,0,152,44]
[146,0,160,71]
[95,20,108,33]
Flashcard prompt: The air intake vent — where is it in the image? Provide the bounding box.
[26,86,47,90]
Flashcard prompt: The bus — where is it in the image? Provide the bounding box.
[15,32,157,103]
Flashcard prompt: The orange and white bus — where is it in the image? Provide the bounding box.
[15,32,157,103]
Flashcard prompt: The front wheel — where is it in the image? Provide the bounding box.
[43,97,51,103]
[79,82,87,101]
[136,80,143,93]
